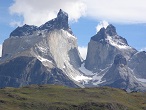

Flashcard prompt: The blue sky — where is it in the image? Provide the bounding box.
[0,0,146,57]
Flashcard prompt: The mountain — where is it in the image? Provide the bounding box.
[100,54,145,92]
[0,9,146,92]
[81,24,146,91]
[128,51,146,79]
[0,9,84,88]
[0,56,78,88]
[85,24,137,72]
[9,9,72,38]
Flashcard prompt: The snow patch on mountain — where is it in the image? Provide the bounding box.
[79,63,108,85]
[62,29,76,39]
[92,74,106,85]
[37,56,52,63]
[79,63,94,76]
[107,36,131,49]
[74,75,92,84]
[1,8,146,91]
[134,76,146,83]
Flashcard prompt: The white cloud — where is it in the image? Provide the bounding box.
[85,0,146,23]
[140,47,146,51]
[0,44,2,57]
[78,46,87,60]
[96,20,109,32]
[9,0,146,27]
[10,21,22,27]
[9,0,86,26]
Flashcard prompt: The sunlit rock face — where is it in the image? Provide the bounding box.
[0,9,146,92]
[0,9,82,88]
[128,51,146,79]
[100,54,146,92]
[85,25,137,72]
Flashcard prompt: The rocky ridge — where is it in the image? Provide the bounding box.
[0,9,85,88]
[85,25,137,72]
[0,9,146,92]
[81,24,146,91]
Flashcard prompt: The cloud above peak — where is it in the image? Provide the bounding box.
[96,21,109,32]
[85,0,146,24]
[9,0,146,27]
[140,47,146,51]
[9,0,86,26]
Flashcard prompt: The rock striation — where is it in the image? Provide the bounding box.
[128,51,146,79]
[100,54,145,91]
[0,9,146,92]
[85,24,137,72]
[0,9,83,88]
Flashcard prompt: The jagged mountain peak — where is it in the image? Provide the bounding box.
[85,23,137,72]
[10,24,38,37]
[91,24,117,41]
[1,9,146,92]
[10,9,71,38]
[39,9,71,33]
[91,27,107,41]
[105,24,117,36]
[57,9,68,18]
[94,24,117,38]
[91,24,129,48]
[1,8,82,88]
[56,9,69,31]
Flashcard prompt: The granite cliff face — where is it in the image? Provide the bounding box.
[0,9,146,92]
[0,56,77,88]
[0,9,83,88]
[128,51,146,79]
[100,54,145,91]
[81,24,146,92]
[9,9,71,38]
[85,25,137,72]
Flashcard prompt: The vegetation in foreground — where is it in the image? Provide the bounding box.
[0,84,145,110]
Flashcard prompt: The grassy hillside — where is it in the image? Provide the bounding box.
[0,85,145,110]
